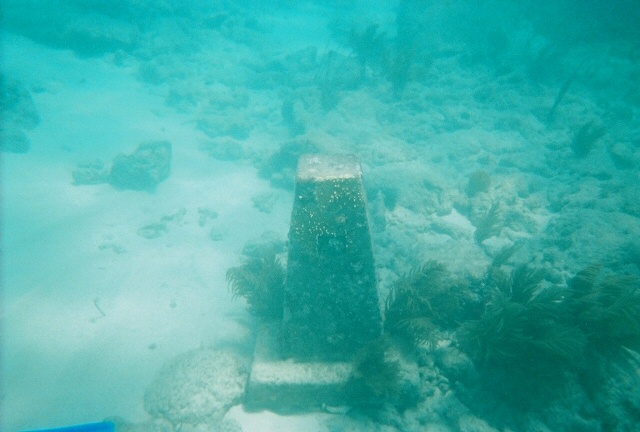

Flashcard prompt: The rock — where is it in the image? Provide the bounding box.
[0,127,31,153]
[251,191,277,213]
[466,170,491,197]
[137,208,187,239]
[144,348,249,428]
[393,349,422,409]
[3,2,139,57]
[258,139,319,190]
[98,235,125,254]
[1,75,40,129]
[197,115,251,140]
[72,159,109,185]
[608,142,638,169]
[435,346,477,385]
[241,231,285,258]
[209,228,225,241]
[159,207,187,224]
[0,76,40,153]
[137,222,168,239]
[109,141,172,192]
[197,207,219,227]
[458,414,499,432]
[199,138,244,161]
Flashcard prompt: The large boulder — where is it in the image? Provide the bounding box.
[109,140,172,192]
[144,348,249,429]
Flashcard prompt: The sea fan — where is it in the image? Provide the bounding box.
[385,261,469,346]
[458,264,587,402]
[226,253,285,320]
[473,202,502,244]
[567,265,640,365]
[570,120,606,157]
[348,337,401,401]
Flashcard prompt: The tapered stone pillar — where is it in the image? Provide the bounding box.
[245,154,383,411]
[282,154,382,361]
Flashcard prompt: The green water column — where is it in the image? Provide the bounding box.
[282,154,382,361]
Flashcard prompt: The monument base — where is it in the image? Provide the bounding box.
[245,323,353,413]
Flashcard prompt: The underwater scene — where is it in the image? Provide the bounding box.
[2,1,640,431]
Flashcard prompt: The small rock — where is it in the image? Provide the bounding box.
[198,207,219,227]
[252,191,276,213]
[72,159,109,185]
[458,414,499,432]
[0,76,40,153]
[98,235,126,253]
[210,228,224,241]
[1,76,41,129]
[138,222,168,239]
[109,141,172,192]
[241,231,285,258]
[0,127,31,153]
[160,207,187,224]
[199,138,244,161]
[608,142,638,169]
[435,346,477,385]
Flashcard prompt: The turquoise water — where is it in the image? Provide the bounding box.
[2,1,640,431]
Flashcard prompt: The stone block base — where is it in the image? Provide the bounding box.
[245,323,353,413]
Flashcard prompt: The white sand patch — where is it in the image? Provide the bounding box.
[1,34,291,432]
[226,406,332,432]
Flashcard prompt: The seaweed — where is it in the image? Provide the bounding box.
[382,2,431,98]
[490,242,523,269]
[458,265,587,402]
[459,260,640,409]
[348,24,386,82]
[382,38,419,97]
[546,71,577,122]
[385,261,469,346]
[258,139,319,190]
[563,265,640,410]
[226,253,285,321]
[314,50,346,112]
[473,202,502,244]
[332,15,428,97]
[348,337,401,402]
[567,265,640,365]
[280,96,306,135]
[570,120,606,157]
[466,170,491,197]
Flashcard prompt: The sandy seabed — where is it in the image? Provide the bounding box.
[1,33,300,431]
[2,2,640,431]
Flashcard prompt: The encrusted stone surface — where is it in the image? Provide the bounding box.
[282,154,381,361]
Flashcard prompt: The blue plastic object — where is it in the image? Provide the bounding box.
[24,421,115,432]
